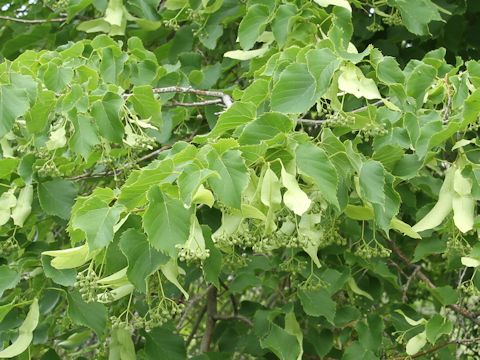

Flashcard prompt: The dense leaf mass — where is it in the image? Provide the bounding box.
[0,0,480,359]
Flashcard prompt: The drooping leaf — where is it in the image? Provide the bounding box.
[296,143,339,209]
[119,229,169,293]
[271,64,317,113]
[207,149,249,209]
[143,186,192,256]
[38,179,78,220]
[67,292,107,336]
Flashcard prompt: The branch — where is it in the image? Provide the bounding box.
[124,86,233,109]
[388,240,480,325]
[200,286,217,352]
[0,15,67,24]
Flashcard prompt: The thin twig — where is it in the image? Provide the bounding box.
[219,279,238,314]
[186,305,207,347]
[402,265,420,302]
[388,240,480,325]
[69,132,196,181]
[212,314,253,327]
[165,99,224,107]
[297,99,384,124]
[393,336,480,359]
[176,285,212,331]
[200,286,217,352]
[0,15,67,24]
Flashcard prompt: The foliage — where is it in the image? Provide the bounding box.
[0,0,480,359]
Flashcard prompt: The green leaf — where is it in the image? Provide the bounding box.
[260,323,302,360]
[355,315,384,352]
[144,327,186,360]
[42,63,74,92]
[296,143,340,209]
[25,90,56,134]
[272,4,297,47]
[202,226,222,287]
[71,197,124,250]
[298,289,336,324]
[389,0,442,35]
[128,85,162,126]
[207,149,249,209]
[0,159,18,179]
[0,265,20,298]
[359,160,385,207]
[119,229,168,293]
[241,79,270,106]
[160,259,189,299]
[202,101,256,140]
[430,285,458,306]
[178,163,217,207]
[306,48,341,97]
[0,299,39,359]
[405,63,437,106]
[143,186,192,256]
[372,173,400,233]
[99,47,127,83]
[239,112,294,145]
[238,4,270,50]
[91,93,124,143]
[377,57,405,84]
[69,114,100,160]
[118,159,175,210]
[426,314,452,344]
[67,291,107,336]
[38,179,78,220]
[271,63,317,113]
[0,85,30,138]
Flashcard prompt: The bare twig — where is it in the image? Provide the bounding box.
[165,99,224,107]
[0,15,67,24]
[388,240,480,325]
[200,286,217,352]
[124,86,233,109]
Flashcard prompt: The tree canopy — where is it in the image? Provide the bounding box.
[0,0,480,359]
